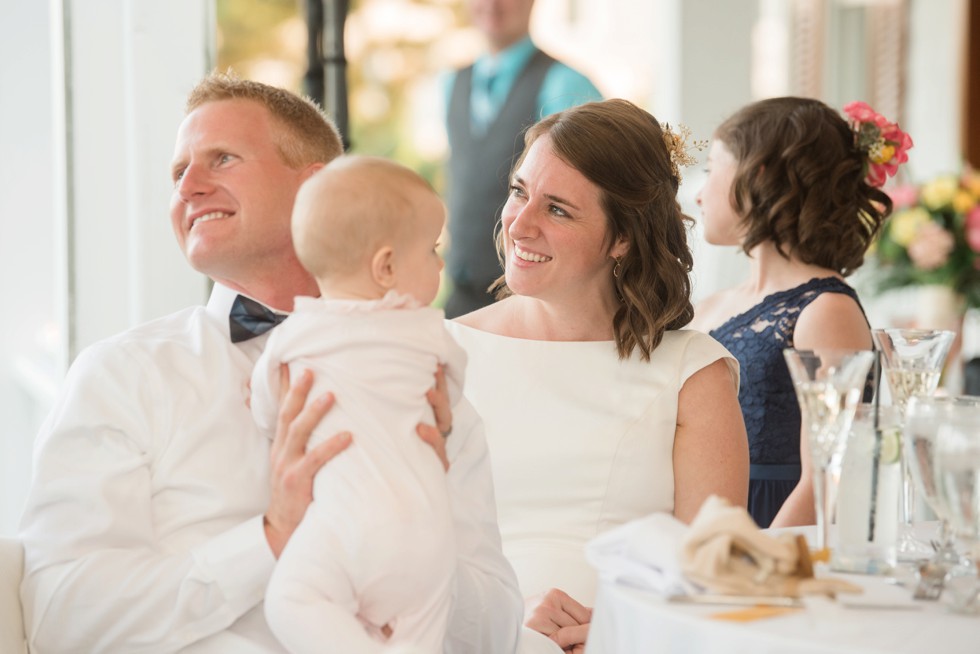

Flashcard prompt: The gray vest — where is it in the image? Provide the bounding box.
[445,49,555,288]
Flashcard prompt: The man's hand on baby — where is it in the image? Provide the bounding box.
[524,588,592,654]
[264,366,351,558]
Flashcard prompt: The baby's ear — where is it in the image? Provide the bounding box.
[371,245,397,289]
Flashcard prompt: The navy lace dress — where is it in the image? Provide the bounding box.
[709,277,867,528]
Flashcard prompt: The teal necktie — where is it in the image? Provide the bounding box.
[471,68,497,134]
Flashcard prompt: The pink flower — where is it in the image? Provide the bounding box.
[842,101,913,188]
[866,162,889,188]
[887,185,919,210]
[883,125,914,164]
[874,124,913,181]
[967,228,980,254]
[967,206,980,253]
[907,221,954,270]
[843,101,886,127]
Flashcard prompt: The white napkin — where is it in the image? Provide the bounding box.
[680,496,861,598]
[585,512,696,596]
[680,495,804,595]
[586,497,862,599]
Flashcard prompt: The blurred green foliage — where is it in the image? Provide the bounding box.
[216,0,468,191]
[216,0,301,67]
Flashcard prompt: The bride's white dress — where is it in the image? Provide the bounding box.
[445,323,736,606]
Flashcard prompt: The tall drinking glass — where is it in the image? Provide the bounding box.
[833,404,902,574]
[934,407,980,613]
[904,396,980,567]
[872,328,955,558]
[784,348,876,554]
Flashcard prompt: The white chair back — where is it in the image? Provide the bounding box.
[0,537,27,654]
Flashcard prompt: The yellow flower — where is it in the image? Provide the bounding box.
[869,144,895,165]
[953,190,976,214]
[963,170,980,197]
[920,176,958,210]
[890,207,932,247]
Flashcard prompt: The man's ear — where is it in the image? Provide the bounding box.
[299,161,326,183]
[371,246,396,289]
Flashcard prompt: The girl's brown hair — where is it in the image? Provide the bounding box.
[714,96,892,275]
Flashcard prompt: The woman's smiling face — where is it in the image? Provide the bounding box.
[500,134,626,305]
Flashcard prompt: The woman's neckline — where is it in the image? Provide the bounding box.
[448,319,619,345]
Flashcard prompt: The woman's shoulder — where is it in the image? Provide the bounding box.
[662,329,734,360]
[794,290,871,349]
[659,329,739,390]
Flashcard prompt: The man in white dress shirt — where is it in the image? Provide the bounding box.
[17,72,521,654]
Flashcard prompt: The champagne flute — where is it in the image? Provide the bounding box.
[934,408,980,613]
[784,348,875,554]
[872,328,955,558]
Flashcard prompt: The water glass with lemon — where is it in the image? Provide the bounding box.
[833,404,902,574]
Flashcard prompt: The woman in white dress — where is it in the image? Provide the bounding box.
[445,99,749,653]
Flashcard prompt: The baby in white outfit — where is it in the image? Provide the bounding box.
[251,155,464,654]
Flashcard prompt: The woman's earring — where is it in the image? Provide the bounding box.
[612,258,622,279]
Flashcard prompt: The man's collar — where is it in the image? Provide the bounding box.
[206,283,241,325]
[475,36,535,79]
[208,284,292,342]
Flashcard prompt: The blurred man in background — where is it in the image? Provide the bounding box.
[443,0,602,317]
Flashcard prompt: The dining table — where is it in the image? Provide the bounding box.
[586,524,980,653]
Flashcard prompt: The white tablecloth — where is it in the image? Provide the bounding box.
[587,524,979,653]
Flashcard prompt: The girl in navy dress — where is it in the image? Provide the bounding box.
[690,97,911,527]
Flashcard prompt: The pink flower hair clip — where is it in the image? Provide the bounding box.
[843,101,913,188]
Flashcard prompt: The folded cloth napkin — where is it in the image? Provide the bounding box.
[585,512,696,596]
[680,496,861,598]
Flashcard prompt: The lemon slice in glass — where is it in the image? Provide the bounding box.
[878,427,901,464]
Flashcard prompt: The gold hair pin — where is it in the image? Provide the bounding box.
[662,123,707,183]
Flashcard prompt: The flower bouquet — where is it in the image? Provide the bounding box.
[870,169,980,309]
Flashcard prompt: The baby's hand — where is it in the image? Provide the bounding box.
[416,423,449,471]
[426,364,453,437]
[418,363,452,470]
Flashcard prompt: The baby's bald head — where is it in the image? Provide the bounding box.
[292,155,442,283]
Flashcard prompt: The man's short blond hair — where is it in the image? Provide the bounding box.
[186,70,344,168]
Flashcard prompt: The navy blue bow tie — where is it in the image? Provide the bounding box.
[229,294,287,343]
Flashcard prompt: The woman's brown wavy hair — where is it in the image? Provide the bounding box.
[492,99,695,361]
[714,97,892,275]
